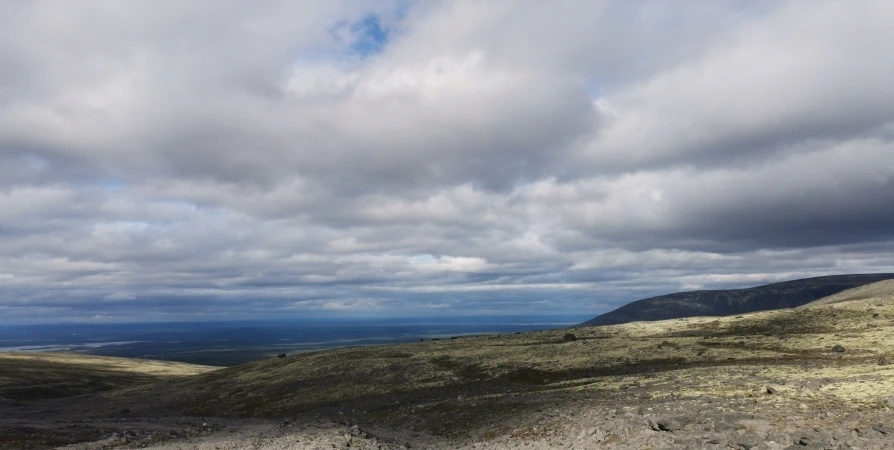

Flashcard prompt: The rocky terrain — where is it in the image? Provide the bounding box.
[3,280,894,449]
[577,273,894,327]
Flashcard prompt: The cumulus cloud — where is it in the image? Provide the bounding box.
[1,0,893,323]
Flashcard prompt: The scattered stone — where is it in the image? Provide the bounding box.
[831,344,846,353]
[794,429,834,448]
[277,353,286,358]
[766,385,778,395]
[576,427,597,440]
[656,340,680,350]
[647,417,683,432]
[885,396,894,408]
[872,423,892,435]
[713,420,736,433]
[562,333,577,342]
[733,431,762,450]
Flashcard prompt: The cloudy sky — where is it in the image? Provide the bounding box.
[1,0,893,324]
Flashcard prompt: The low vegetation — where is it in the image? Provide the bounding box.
[0,352,215,402]
[99,280,894,438]
[3,281,893,448]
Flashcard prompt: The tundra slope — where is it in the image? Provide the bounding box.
[3,281,894,449]
[577,273,894,327]
[0,352,214,403]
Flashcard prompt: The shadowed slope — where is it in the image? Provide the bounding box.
[0,352,215,402]
[576,273,894,327]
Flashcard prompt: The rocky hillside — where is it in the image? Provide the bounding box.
[577,273,894,327]
[3,284,894,449]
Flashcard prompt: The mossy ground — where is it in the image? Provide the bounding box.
[93,286,893,439]
[2,284,893,448]
[0,352,215,402]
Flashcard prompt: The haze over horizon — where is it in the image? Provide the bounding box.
[2,1,894,324]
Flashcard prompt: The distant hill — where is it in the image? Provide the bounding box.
[576,273,894,328]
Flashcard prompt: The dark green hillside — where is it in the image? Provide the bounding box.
[577,273,894,327]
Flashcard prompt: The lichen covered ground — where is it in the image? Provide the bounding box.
[2,281,894,449]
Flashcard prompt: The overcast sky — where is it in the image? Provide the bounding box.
[1,0,894,324]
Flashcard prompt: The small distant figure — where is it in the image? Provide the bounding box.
[563,333,577,342]
[277,353,286,359]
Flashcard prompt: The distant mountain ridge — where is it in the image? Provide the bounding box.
[577,273,894,328]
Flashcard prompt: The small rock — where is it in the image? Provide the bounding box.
[735,431,762,450]
[831,344,846,353]
[648,417,683,432]
[872,423,892,435]
[656,340,680,349]
[576,427,598,440]
[713,420,736,433]
[277,353,286,358]
[766,385,778,395]
[884,396,894,408]
[795,429,834,448]
[563,333,577,342]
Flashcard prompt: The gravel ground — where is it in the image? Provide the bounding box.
[4,392,890,450]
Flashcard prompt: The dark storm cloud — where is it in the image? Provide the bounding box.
[1,0,894,323]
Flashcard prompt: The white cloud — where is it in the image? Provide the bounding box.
[1,0,893,322]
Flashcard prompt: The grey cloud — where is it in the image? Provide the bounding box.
[1,1,894,323]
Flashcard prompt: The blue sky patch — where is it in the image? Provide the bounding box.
[350,14,388,57]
